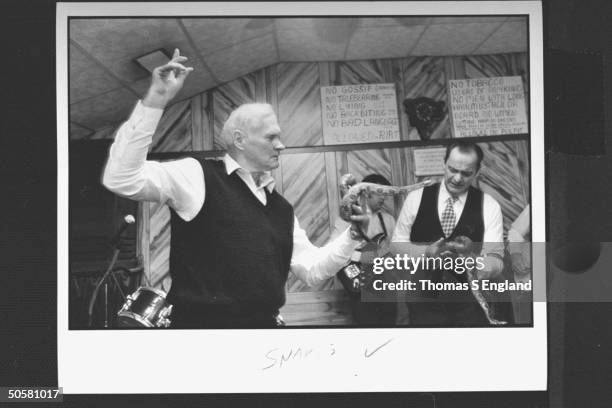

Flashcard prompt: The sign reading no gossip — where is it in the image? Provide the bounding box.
[321,84,400,145]
[449,76,528,138]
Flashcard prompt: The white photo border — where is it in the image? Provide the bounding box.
[57,1,546,393]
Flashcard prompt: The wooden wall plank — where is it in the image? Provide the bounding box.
[142,201,172,291]
[151,99,192,153]
[277,62,323,147]
[337,59,388,84]
[464,53,526,79]
[201,91,214,151]
[271,164,284,196]
[388,147,405,186]
[402,56,450,140]
[138,202,150,287]
[346,149,393,182]
[462,53,530,129]
[212,73,257,149]
[264,65,279,110]
[478,140,530,234]
[282,289,349,304]
[335,151,349,174]
[513,139,531,202]
[391,146,433,213]
[387,147,406,218]
[191,93,203,151]
[281,153,329,247]
[263,65,283,193]
[318,61,336,87]
[324,151,341,232]
[280,290,354,325]
[396,58,411,141]
[254,67,267,103]
[282,152,332,292]
[443,56,467,138]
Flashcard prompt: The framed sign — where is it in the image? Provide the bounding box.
[413,147,446,176]
[321,83,400,145]
[449,76,528,137]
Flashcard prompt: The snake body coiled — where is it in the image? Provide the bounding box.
[466,268,507,325]
[442,236,508,326]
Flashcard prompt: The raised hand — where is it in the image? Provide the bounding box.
[143,48,194,109]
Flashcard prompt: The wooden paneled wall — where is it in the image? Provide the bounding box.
[88,53,529,319]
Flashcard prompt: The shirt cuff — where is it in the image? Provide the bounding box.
[129,100,164,132]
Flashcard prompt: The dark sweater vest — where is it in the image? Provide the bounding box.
[410,183,485,285]
[166,159,294,320]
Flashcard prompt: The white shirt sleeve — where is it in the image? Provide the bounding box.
[391,188,423,243]
[102,101,205,221]
[479,193,505,275]
[507,204,530,243]
[290,217,361,287]
[481,193,505,257]
[390,189,428,258]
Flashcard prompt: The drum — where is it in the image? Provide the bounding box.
[117,287,173,328]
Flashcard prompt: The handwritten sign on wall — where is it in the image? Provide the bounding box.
[413,147,446,176]
[321,84,400,145]
[449,76,528,138]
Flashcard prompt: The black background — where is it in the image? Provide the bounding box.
[3,0,612,406]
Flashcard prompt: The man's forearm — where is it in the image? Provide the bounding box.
[291,228,361,287]
[143,88,172,110]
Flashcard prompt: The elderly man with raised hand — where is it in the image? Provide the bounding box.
[391,141,505,326]
[103,49,369,328]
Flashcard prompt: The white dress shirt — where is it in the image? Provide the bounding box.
[103,101,360,287]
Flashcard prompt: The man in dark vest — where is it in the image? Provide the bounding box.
[391,141,504,325]
[102,49,369,328]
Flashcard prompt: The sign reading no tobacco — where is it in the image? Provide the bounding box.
[449,76,528,138]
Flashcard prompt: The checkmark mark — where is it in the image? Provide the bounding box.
[364,338,393,358]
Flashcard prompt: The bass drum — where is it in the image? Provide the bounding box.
[117,287,173,328]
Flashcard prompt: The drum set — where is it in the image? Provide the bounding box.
[117,287,173,328]
[89,280,174,328]
[87,214,173,328]
[89,276,174,328]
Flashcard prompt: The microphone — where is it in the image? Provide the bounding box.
[109,215,135,248]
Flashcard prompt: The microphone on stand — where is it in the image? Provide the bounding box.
[88,214,136,327]
[109,214,135,249]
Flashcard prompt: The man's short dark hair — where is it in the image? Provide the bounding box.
[362,174,391,186]
[444,141,484,171]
